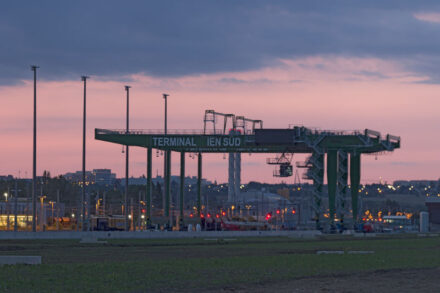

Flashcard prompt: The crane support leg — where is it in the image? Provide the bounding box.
[146,148,152,228]
[165,151,171,220]
[180,152,185,229]
[197,153,202,218]
[327,150,337,229]
[337,151,348,230]
[350,153,361,228]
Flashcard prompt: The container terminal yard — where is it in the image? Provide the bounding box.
[0,109,403,234]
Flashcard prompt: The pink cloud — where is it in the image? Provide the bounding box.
[414,12,440,24]
[0,57,439,184]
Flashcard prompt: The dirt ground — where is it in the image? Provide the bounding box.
[213,267,440,293]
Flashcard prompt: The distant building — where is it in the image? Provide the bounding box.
[277,188,290,200]
[426,197,440,224]
[93,169,116,186]
[394,180,439,187]
[0,200,65,230]
[120,175,211,187]
[63,171,93,184]
[0,175,14,181]
[63,169,116,186]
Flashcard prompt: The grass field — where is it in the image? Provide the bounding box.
[0,235,439,292]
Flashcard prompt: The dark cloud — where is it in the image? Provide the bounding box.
[2,1,440,84]
[217,77,274,85]
[355,71,390,80]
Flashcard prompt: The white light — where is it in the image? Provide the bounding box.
[71,213,75,218]
[141,215,145,219]
[128,214,132,219]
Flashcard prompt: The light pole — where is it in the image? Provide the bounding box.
[31,65,39,232]
[125,85,131,231]
[163,93,169,227]
[163,94,168,135]
[81,75,89,231]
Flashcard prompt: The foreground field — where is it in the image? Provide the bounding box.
[0,235,439,292]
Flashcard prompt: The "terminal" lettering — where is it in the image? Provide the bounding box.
[152,137,197,147]
[207,137,241,147]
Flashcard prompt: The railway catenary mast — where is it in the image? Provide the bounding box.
[95,113,400,231]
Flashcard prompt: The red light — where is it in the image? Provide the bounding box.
[141,209,146,214]
[189,213,194,218]
[276,210,280,215]
[291,209,296,214]
[265,213,272,220]
[216,214,220,218]
[222,211,226,216]
[207,213,211,218]
[201,214,205,218]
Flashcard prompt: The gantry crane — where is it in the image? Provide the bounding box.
[203,110,236,135]
[235,116,263,134]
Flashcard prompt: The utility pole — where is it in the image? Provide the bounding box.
[125,85,131,231]
[31,65,39,232]
[81,75,89,231]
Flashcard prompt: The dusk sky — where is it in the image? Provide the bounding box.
[1,1,440,184]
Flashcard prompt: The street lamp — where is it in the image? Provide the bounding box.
[31,65,39,232]
[81,75,89,231]
[3,192,8,201]
[124,85,131,231]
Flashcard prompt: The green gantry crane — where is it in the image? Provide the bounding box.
[95,120,400,230]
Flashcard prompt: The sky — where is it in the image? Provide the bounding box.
[1,1,440,184]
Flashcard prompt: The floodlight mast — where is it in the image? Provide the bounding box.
[31,65,39,232]
[162,93,172,226]
[81,75,89,231]
[125,85,131,231]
